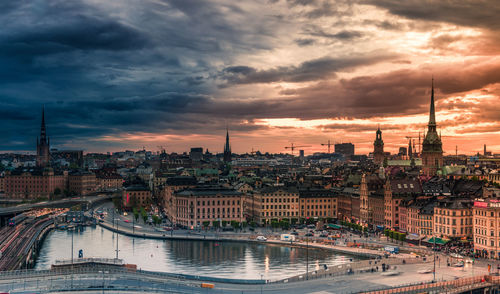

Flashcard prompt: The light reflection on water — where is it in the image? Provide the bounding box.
[35,226,360,280]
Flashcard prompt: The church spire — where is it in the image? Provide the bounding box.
[40,106,47,141]
[223,127,231,162]
[429,78,436,128]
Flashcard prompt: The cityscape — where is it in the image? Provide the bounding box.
[1,1,500,294]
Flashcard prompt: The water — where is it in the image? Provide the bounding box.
[35,226,360,280]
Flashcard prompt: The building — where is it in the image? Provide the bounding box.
[168,186,244,228]
[161,176,198,217]
[384,178,422,230]
[96,171,123,191]
[407,201,436,237]
[421,80,443,176]
[255,186,300,225]
[68,172,96,196]
[122,185,152,209]
[36,108,50,168]
[299,188,337,220]
[334,143,354,157]
[337,188,360,222]
[434,199,473,239]
[473,198,500,258]
[3,169,66,199]
[223,128,231,163]
[189,148,203,162]
[373,127,384,165]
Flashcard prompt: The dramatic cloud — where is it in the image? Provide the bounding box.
[0,0,499,154]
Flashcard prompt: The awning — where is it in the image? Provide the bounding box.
[327,224,342,229]
[406,233,424,240]
[426,237,450,245]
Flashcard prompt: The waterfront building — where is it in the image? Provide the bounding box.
[434,199,473,239]
[161,176,198,219]
[170,186,244,228]
[473,198,500,258]
[36,108,50,168]
[359,174,385,228]
[421,80,443,176]
[373,127,384,165]
[337,189,360,222]
[254,186,300,225]
[299,188,337,219]
[122,185,152,209]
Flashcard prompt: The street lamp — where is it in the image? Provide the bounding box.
[306,237,309,280]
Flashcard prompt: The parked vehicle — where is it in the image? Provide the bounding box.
[384,246,399,254]
[256,236,267,241]
[280,234,296,242]
[305,232,314,237]
[291,231,299,236]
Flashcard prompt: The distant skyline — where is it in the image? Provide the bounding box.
[1,1,500,155]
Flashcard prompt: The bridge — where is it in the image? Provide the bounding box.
[0,194,117,225]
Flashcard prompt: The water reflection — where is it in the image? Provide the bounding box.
[35,226,360,280]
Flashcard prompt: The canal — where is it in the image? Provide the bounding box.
[35,226,361,280]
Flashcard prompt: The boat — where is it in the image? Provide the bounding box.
[453,261,464,267]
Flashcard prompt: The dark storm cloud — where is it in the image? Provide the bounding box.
[303,25,364,40]
[365,0,500,30]
[219,53,396,85]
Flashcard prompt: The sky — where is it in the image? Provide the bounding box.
[1,0,500,155]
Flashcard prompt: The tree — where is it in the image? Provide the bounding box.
[212,220,220,228]
[133,207,139,222]
[249,221,257,228]
[54,188,61,196]
[140,207,147,223]
[241,221,248,228]
[222,220,228,227]
[202,221,210,228]
[231,221,240,230]
[398,233,406,243]
[291,218,298,225]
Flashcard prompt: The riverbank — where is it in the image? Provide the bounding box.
[98,219,420,261]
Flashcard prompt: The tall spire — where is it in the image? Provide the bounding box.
[429,77,436,128]
[223,127,231,162]
[40,106,47,141]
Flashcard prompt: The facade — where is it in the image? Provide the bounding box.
[257,186,299,224]
[122,185,152,209]
[407,202,436,237]
[421,81,443,176]
[161,176,198,218]
[299,188,337,219]
[96,173,123,191]
[360,174,370,225]
[473,199,500,258]
[169,186,244,228]
[36,108,50,168]
[68,172,96,196]
[3,169,66,199]
[434,200,473,239]
[373,127,384,165]
[384,178,422,229]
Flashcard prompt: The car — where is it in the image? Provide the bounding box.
[256,236,267,241]
[291,231,299,236]
[319,233,329,237]
[305,232,314,237]
[124,220,130,223]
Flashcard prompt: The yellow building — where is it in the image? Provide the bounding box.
[433,200,473,239]
[299,188,337,220]
[473,198,500,258]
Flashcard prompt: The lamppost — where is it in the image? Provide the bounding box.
[433,233,436,282]
[306,237,309,280]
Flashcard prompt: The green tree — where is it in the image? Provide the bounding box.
[241,221,248,228]
[202,221,210,228]
[54,187,61,196]
[291,218,298,225]
[140,207,147,223]
[212,220,220,228]
[249,221,257,227]
[222,220,228,227]
[398,233,406,243]
[231,221,240,230]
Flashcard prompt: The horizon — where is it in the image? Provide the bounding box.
[1,1,499,155]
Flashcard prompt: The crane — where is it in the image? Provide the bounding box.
[321,140,334,153]
[284,143,311,155]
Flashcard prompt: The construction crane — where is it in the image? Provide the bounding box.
[321,140,334,153]
[284,143,311,155]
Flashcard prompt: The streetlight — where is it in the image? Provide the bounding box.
[306,237,309,280]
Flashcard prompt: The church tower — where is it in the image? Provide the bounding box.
[421,79,443,176]
[373,127,384,165]
[223,128,232,163]
[36,107,50,167]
